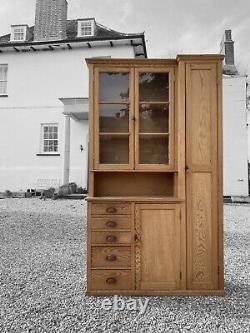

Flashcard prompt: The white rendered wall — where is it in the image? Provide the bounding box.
[0,45,134,191]
[223,75,249,196]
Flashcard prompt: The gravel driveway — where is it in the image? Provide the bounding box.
[0,199,249,332]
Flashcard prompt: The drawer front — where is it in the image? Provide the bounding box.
[91,231,131,244]
[91,217,131,230]
[91,203,131,215]
[92,247,131,267]
[91,270,132,290]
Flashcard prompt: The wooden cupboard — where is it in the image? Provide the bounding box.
[86,55,224,296]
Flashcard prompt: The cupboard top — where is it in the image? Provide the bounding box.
[86,55,224,66]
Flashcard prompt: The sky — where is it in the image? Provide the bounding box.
[0,0,249,74]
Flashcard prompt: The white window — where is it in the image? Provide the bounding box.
[0,64,8,95]
[41,124,59,153]
[10,26,27,42]
[13,28,25,41]
[77,20,95,37]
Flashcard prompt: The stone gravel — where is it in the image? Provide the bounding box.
[0,199,249,332]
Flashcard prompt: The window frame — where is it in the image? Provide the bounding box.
[0,64,8,96]
[40,123,59,155]
[77,20,95,37]
[10,26,27,42]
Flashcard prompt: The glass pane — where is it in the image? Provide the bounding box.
[100,135,129,164]
[0,66,7,80]
[139,103,169,133]
[99,72,129,102]
[139,136,169,164]
[139,72,169,101]
[0,82,7,94]
[99,104,129,133]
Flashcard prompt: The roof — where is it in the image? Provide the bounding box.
[0,20,147,58]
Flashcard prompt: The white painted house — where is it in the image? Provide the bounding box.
[220,30,249,197]
[0,0,146,192]
[0,2,248,198]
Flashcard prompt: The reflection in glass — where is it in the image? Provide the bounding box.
[139,104,169,133]
[99,72,129,102]
[139,72,169,101]
[139,136,169,164]
[100,135,129,164]
[99,104,129,133]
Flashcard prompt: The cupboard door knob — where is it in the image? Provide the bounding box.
[106,277,117,284]
[106,254,117,261]
[106,235,117,242]
[106,207,117,213]
[106,220,117,228]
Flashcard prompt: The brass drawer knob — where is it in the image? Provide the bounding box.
[106,254,117,261]
[105,220,117,228]
[106,207,117,214]
[106,235,117,242]
[106,277,117,284]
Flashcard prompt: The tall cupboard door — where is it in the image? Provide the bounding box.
[135,204,181,290]
[134,68,175,170]
[94,67,134,170]
[186,63,219,290]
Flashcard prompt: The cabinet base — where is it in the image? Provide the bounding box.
[86,289,225,296]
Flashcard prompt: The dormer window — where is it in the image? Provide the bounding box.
[77,19,95,37]
[11,25,27,42]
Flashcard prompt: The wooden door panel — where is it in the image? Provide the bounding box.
[186,63,218,290]
[135,204,181,290]
[187,173,217,289]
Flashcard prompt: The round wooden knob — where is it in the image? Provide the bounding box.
[106,254,117,261]
[105,220,117,228]
[106,235,117,242]
[106,207,117,214]
[106,277,117,284]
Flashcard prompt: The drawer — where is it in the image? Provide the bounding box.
[91,217,131,230]
[92,247,131,267]
[91,231,131,244]
[91,202,131,215]
[91,270,132,290]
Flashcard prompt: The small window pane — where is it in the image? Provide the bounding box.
[99,72,129,102]
[139,72,169,102]
[100,135,129,164]
[139,104,169,133]
[139,136,169,164]
[0,82,7,95]
[0,66,7,81]
[99,104,129,133]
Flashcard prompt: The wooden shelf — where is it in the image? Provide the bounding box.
[99,132,129,136]
[87,196,185,202]
[91,169,178,172]
[139,101,170,105]
[139,132,169,137]
[99,101,129,104]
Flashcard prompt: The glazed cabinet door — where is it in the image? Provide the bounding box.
[135,67,175,170]
[135,204,181,290]
[94,67,134,170]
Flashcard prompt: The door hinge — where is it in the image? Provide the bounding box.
[179,210,181,221]
[218,265,220,275]
[180,272,182,280]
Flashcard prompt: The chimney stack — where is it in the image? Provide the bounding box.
[34,0,68,41]
[220,29,238,75]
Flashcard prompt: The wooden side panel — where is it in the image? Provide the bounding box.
[135,204,181,290]
[186,63,218,290]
